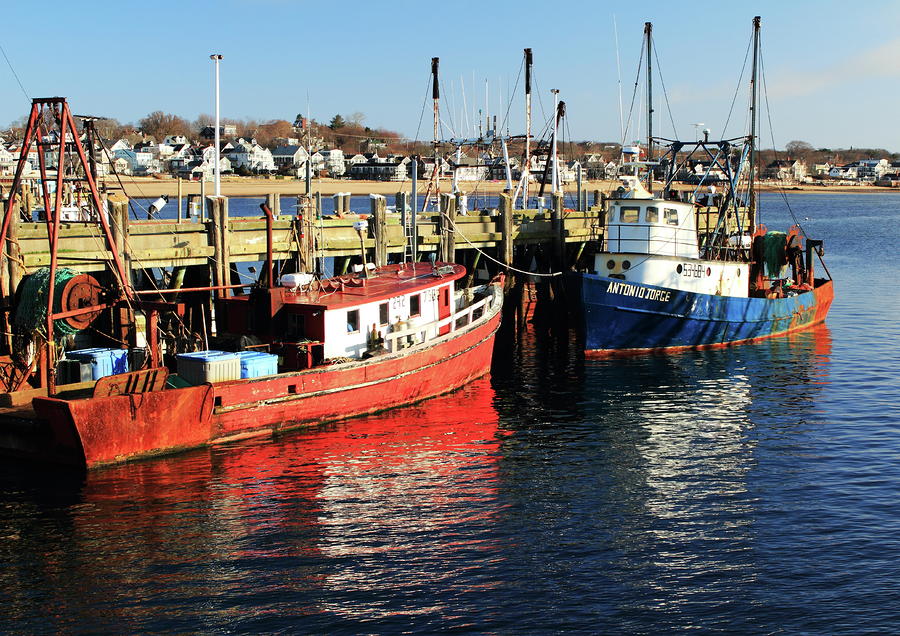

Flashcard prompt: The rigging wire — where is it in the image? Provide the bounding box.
[650,34,679,140]
[0,40,29,101]
[721,28,753,139]
[759,45,806,237]
[622,37,646,145]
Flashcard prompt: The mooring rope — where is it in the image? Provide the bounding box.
[439,211,563,277]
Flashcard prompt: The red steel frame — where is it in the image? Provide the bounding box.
[0,98,134,392]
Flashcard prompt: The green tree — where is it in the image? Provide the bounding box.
[329,114,345,130]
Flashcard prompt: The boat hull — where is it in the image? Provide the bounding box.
[29,303,502,469]
[580,274,833,356]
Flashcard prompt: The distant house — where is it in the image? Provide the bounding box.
[450,156,488,182]
[319,148,346,176]
[272,145,309,170]
[163,135,189,146]
[0,145,16,175]
[854,158,889,181]
[829,164,858,180]
[764,159,806,182]
[273,136,300,147]
[199,125,238,141]
[108,139,132,153]
[227,139,275,172]
[113,148,161,175]
[348,156,409,181]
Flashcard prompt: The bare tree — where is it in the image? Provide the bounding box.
[139,111,192,141]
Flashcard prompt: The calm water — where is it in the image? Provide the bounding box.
[2,193,900,633]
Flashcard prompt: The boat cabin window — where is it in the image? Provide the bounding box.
[409,294,421,317]
[645,206,659,223]
[379,302,389,325]
[619,206,640,223]
[664,208,679,226]
[347,309,360,333]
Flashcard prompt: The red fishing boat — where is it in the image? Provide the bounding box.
[0,98,503,469]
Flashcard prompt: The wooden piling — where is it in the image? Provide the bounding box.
[499,192,513,268]
[370,195,388,267]
[177,177,183,223]
[551,192,565,270]
[6,203,23,299]
[207,196,230,299]
[439,193,457,263]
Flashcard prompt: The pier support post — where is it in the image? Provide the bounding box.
[593,189,601,208]
[266,193,281,218]
[551,192,565,270]
[370,194,388,267]
[499,192,513,269]
[108,196,135,347]
[396,191,408,230]
[207,196,230,299]
[315,192,322,219]
[177,177,183,223]
[576,164,583,212]
[439,193,457,263]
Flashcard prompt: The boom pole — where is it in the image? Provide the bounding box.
[645,22,654,190]
[749,16,761,223]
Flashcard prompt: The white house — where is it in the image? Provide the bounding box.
[114,148,161,175]
[319,148,346,176]
[228,139,275,172]
[272,145,309,170]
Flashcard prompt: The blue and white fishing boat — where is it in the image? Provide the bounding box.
[577,17,833,356]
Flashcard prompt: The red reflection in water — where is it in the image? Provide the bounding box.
[81,376,504,556]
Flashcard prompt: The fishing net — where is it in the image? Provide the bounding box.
[13,267,81,340]
[762,231,787,277]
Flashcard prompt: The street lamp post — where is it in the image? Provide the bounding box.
[210,54,223,197]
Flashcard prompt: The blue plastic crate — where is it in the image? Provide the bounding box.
[238,351,278,378]
[66,347,129,380]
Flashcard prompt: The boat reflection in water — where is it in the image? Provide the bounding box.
[488,324,833,631]
[0,325,837,632]
[62,377,505,631]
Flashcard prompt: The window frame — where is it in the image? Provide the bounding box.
[346,309,360,333]
[619,206,640,223]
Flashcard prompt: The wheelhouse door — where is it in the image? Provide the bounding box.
[438,284,451,335]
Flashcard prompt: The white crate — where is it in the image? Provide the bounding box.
[176,351,241,385]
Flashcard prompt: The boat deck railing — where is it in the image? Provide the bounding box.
[383,287,498,354]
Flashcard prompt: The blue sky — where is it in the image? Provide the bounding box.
[3,1,900,150]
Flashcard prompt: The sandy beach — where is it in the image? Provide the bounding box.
[112,175,900,199]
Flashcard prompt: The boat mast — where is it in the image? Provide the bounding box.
[551,89,560,193]
[524,48,532,209]
[749,16,761,223]
[432,57,441,202]
[644,22,653,190]
[210,54,223,197]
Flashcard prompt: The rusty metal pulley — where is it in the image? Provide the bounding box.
[58,273,103,329]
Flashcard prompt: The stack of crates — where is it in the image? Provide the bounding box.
[176,351,241,385]
[63,347,129,381]
[237,351,279,378]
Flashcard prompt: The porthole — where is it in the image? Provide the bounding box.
[606,259,616,270]
[706,267,712,276]
[622,260,632,270]
[676,264,683,274]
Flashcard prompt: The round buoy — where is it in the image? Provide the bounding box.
[58,273,103,329]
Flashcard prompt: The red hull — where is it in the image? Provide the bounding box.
[31,307,502,469]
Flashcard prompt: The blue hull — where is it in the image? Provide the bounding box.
[579,274,833,354]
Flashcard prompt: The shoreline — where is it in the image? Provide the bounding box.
[109,176,900,199]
